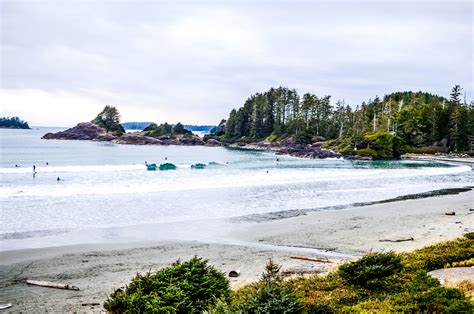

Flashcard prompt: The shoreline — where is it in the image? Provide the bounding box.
[1,190,473,312]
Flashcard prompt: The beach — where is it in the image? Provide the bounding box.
[1,189,472,313]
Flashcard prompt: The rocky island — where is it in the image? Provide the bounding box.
[0,116,30,129]
[42,106,211,146]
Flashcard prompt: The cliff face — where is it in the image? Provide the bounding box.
[41,122,217,146]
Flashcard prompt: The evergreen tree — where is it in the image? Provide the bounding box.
[91,105,125,134]
[450,85,462,104]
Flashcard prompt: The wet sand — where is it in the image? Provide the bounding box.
[0,190,473,312]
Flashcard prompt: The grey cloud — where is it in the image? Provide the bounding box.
[1,0,472,125]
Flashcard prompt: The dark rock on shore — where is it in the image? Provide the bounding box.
[233,141,373,161]
[42,123,117,141]
[205,139,223,147]
[112,134,164,145]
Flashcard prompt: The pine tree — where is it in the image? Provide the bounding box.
[450,85,462,104]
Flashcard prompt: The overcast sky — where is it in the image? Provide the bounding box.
[1,0,472,127]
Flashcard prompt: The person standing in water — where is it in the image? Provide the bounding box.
[33,165,36,172]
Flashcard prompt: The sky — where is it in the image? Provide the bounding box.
[1,0,472,127]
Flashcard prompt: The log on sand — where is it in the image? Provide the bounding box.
[378,237,414,243]
[26,280,80,291]
[289,256,331,263]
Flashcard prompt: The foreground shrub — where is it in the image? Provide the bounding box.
[401,236,474,271]
[104,257,230,313]
[229,259,303,313]
[338,252,403,290]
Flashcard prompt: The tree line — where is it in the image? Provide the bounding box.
[0,116,30,129]
[217,85,474,153]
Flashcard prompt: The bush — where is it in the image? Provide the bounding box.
[338,252,403,290]
[405,146,448,154]
[356,148,378,158]
[294,131,313,145]
[104,257,230,313]
[230,259,303,313]
[401,236,474,271]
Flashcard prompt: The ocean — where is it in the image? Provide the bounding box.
[1,128,473,251]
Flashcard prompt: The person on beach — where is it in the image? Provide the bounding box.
[57,177,62,182]
[33,165,36,172]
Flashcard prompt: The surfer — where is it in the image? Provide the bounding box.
[15,164,19,167]
[46,162,49,166]
[57,177,61,182]
[165,157,168,161]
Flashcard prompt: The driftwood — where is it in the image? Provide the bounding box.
[281,269,323,276]
[26,280,79,291]
[379,237,414,243]
[289,256,330,263]
[0,304,12,310]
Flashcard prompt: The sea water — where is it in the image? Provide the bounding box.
[1,128,473,250]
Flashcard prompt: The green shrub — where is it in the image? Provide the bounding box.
[230,259,303,313]
[361,131,405,158]
[464,232,474,240]
[294,131,313,145]
[104,257,230,313]
[405,146,448,154]
[356,148,377,158]
[338,252,403,290]
[401,237,474,271]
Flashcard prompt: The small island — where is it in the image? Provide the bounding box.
[0,117,30,129]
[42,105,212,146]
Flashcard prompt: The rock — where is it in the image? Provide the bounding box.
[112,134,164,145]
[42,122,116,141]
[445,211,456,216]
[178,137,204,145]
[205,139,222,147]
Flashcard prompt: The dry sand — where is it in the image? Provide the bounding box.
[0,190,473,313]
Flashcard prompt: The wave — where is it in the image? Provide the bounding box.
[0,164,145,174]
[0,164,470,198]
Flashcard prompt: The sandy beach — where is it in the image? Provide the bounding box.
[1,189,473,313]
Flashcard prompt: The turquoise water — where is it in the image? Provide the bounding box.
[1,128,473,250]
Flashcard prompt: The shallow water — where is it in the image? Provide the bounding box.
[1,128,473,250]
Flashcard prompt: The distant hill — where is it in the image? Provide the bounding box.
[121,122,216,133]
[0,117,30,129]
[121,122,153,130]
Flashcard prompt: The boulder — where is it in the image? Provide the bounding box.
[205,139,222,147]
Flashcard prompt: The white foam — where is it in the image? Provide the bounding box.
[0,164,145,174]
[0,164,470,198]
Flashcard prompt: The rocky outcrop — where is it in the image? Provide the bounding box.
[42,122,208,146]
[230,141,372,160]
[205,139,223,147]
[112,134,164,145]
[42,123,117,141]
